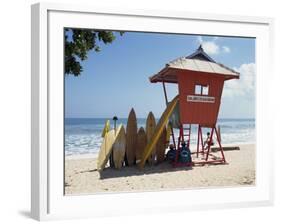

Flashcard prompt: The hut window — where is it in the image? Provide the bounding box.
[195,84,209,95]
[195,85,202,95]
[202,85,209,95]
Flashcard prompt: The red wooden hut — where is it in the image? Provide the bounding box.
[150,45,239,166]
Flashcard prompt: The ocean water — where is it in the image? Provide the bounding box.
[64,118,255,156]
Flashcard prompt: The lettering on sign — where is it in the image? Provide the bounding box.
[187,95,215,103]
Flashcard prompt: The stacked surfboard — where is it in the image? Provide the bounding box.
[97,122,126,170]
[97,108,171,171]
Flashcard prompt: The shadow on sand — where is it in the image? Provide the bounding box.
[96,160,193,180]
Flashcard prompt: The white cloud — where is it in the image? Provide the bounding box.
[197,36,219,55]
[223,63,255,98]
[197,37,230,55]
[202,41,220,55]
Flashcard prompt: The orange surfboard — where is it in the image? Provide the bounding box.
[136,127,147,165]
[125,108,137,166]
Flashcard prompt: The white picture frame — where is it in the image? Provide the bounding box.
[31,2,275,221]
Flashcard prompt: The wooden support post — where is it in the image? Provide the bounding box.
[175,125,183,163]
[177,126,182,150]
[181,126,185,144]
[200,126,204,155]
[217,125,221,143]
[196,125,200,158]
[170,126,176,149]
[162,80,176,149]
[200,125,204,156]
[162,80,168,106]
[215,126,226,163]
[205,127,215,161]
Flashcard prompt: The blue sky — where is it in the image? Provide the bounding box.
[65,31,255,119]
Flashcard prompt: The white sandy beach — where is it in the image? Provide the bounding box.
[64,144,255,195]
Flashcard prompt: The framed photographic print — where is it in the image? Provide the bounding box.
[31,2,274,221]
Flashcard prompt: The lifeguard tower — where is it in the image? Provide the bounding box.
[139,45,239,168]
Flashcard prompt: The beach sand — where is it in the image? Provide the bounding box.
[65,144,255,195]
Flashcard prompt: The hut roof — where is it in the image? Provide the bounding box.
[150,45,240,83]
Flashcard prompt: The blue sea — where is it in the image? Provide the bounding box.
[64,118,255,156]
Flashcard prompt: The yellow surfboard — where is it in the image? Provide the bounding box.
[139,95,179,168]
[101,120,110,138]
[146,112,156,165]
[112,125,126,169]
[97,125,123,171]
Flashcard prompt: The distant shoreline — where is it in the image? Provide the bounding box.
[65,142,255,161]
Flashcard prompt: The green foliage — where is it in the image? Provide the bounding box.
[64,28,124,76]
